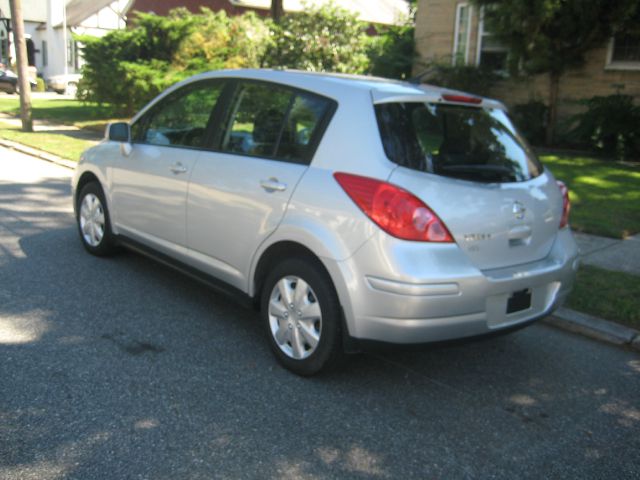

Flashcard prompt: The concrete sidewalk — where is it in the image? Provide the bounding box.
[573,232,640,276]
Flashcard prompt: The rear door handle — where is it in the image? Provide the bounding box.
[170,162,188,174]
[260,178,287,192]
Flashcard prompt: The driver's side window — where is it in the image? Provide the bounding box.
[131,80,224,149]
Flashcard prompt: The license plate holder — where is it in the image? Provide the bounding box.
[506,288,532,314]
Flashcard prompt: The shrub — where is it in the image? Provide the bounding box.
[417,63,498,97]
[35,77,46,92]
[77,4,413,113]
[511,101,548,146]
[77,9,198,114]
[367,23,415,80]
[262,3,370,73]
[174,10,271,73]
[570,95,640,161]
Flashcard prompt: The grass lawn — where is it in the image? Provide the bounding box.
[541,154,640,239]
[0,97,120,160]
[0,123,97,161]
[566,265,640,330]
[0,97,120,124]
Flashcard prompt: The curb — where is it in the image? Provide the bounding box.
[544,308,640,352]
[0,138,76,170]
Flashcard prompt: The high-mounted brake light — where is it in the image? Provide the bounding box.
[441,94,483,105]
[334,173,453,242]
[557,180,571,229]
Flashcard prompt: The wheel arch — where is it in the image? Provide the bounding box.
[74,168,113,228]
[252,240,358,355]
[252,241,329,306]
[74,171,101,209]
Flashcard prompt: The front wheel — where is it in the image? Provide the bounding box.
[261,258,344,376]
[76,182,117,256]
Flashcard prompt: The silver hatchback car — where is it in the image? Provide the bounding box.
[73,69,578,375]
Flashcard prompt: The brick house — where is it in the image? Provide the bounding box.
[414,0,640,120]
[126,0,410,26]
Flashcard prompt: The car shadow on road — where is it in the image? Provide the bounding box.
[1,202,639,478]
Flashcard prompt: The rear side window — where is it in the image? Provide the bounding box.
[222,84,292,157]
[375,102,542,183]
[132,80,223,148]
[220,82,333,164]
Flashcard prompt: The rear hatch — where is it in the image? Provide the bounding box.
[375,97,563,271]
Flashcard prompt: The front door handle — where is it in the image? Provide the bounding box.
[170,162,188,174]
[260,178,287,192]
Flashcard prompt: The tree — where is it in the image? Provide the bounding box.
[78,9,271,114]
[271,0,283,22]
[262,2,370,73]
[78,9,199,114]
[471,0,640,144]
[9,0,32,132]
[367,23,416,80]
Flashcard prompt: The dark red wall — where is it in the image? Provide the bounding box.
[128,0,268,20]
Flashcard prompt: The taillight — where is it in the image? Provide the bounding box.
[334,172,453,242]
[557,180,571,228]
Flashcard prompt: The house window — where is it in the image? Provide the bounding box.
[452,3,472,66]
[607,32,640,70]
[477,7,508,72]
[42,40,47,67]
[0,29,7,66]
[67,39,79,69]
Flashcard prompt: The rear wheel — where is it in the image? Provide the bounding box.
[76,182,116,256]
[261,257,343,376]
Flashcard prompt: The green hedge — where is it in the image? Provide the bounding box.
[78,5,415,115]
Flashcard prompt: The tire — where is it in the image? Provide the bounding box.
[76,182,117,256]
[261,257,344,376]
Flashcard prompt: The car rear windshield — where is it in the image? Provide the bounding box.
[375,102,543,183]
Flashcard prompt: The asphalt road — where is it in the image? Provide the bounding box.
[1,147,639,479]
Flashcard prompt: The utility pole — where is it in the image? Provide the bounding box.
[270,0,283,23]
[62,0,67,76]
[9,0,32,132]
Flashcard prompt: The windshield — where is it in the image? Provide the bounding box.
[375,102,542,183]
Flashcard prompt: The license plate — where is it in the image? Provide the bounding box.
[507,288,532,314]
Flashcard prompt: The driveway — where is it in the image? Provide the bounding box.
[1,146,639,479]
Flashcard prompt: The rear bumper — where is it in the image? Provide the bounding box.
[324,228,579,344]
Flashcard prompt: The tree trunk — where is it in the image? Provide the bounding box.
[545,71,561,146]
[9,0,33,132]
[271,0,283,23]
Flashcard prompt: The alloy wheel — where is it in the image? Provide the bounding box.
[268,275,322,360]
[79,193,106,247]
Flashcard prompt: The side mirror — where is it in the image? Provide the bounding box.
[106,122,130,143]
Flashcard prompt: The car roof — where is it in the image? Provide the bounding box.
[133,68,505,123]
[183,69,506,110]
